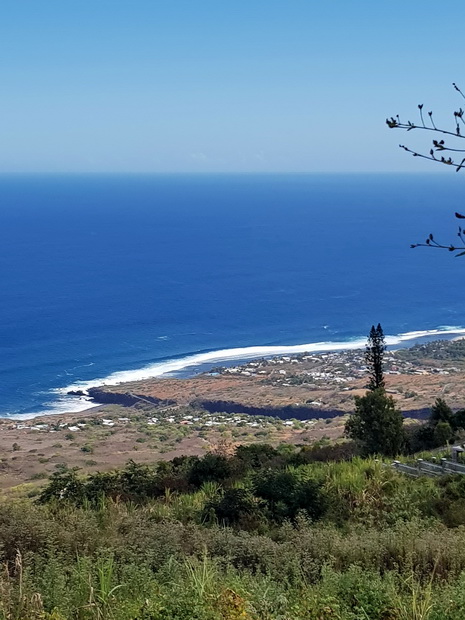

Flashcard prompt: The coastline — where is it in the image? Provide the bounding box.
[9,326,465,420]
[26,329,465,423]
[2,335,465,491]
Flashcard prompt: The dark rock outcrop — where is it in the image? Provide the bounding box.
[191,399,343,420]
[87,387,175,408]
[192,400,431,420]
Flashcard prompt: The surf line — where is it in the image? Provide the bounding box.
[58,326,465,395]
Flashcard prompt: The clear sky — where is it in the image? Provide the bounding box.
[1,1,464,173]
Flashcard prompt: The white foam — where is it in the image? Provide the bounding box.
[6,397,101,421]
[396,327,465,341]
[56,340,366,394]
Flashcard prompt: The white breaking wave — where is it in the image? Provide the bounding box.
[7,396,101,421]
[10,325,465,420]
[57,340,370,394]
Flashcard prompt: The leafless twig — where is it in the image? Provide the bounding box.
[387,84,465,256]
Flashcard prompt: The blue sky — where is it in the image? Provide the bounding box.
[1,1,464,173]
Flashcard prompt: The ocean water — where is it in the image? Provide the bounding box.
[1,173,465,418]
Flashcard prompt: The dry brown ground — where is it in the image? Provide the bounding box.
[0,405,346,493]
[101,371,465,414]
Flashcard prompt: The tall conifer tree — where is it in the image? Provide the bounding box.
[344,322,406,456]
[366,323,386,391]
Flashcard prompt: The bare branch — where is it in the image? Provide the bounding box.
[390,84,465,256]
[386,83,465,174]
[453,83,465,101]
[412,216,465,257]
[386,118,465,140]
[399,144,461,170]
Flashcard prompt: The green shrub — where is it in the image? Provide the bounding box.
[253,467,326,523]
[204,488,263,527]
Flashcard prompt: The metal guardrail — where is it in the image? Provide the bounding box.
[417,460,444,476]
[391,462,420,477]
[441,460,465,474]
[391,456,465,478]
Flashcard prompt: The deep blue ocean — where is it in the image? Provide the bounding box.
[1,173,465,418]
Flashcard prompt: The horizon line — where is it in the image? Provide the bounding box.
[0,170,452,177]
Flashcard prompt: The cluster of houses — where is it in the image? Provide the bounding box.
[2,406,322,435]
[215,349,460,388]
[6,417,132,433]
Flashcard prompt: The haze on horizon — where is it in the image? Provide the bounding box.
[0,1,463,174]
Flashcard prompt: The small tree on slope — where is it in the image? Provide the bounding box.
[430,397,454,426]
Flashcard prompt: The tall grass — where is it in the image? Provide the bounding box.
[396,571,435,620]
[3,452,465,617]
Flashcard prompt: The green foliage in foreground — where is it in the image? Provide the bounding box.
[4,445,465,618]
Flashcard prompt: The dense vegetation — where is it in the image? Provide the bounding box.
[3,442,465,619]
